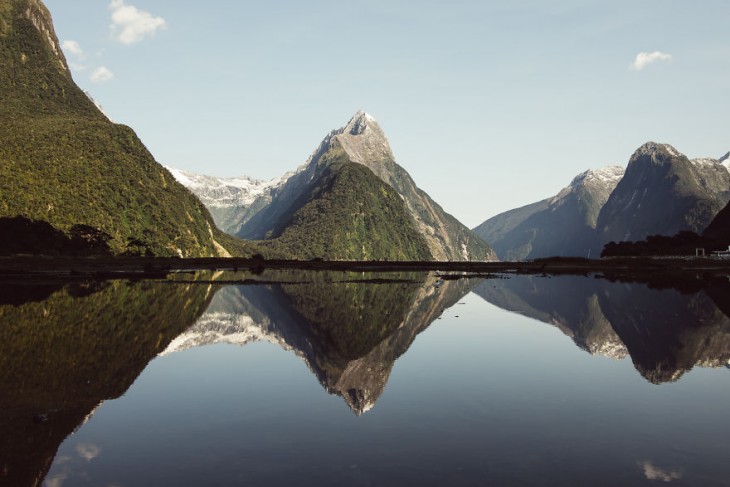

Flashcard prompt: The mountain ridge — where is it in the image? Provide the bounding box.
[475,142,729,260]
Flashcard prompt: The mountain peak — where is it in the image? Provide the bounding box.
[16,0,70,75]
[630,142,683,165]
[322,111,392,168]
[344,110,378,135]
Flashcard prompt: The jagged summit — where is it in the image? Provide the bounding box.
[344,110,378,135]
[306,110,393,176]
[630,142,683,164]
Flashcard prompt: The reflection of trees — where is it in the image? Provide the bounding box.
[277,273,474,414]
[0,279,214,487]
[475,274,730,384]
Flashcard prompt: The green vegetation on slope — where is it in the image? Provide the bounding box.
[0,0,258,257]
[263,144,433,261]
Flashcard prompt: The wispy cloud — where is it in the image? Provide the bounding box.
[61,40,85,58]
[109,0,167,45]
[631,51,673,71]
[91,66,115,83]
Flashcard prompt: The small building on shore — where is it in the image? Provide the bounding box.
[711,246,730,259]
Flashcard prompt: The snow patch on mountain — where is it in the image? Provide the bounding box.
[167,167,292,209]
[160,311,291,356]
[550,165,624,205]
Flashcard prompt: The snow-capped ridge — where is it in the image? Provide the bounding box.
[570,165,625,187]
[166,166,292,208]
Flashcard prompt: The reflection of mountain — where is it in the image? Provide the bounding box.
[475,275,730,383]
[164,272,473,414]
[0,280,213,487]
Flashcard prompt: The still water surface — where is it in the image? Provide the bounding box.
[2,271,729,486]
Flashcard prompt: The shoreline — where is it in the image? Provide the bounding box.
[1,255,729,281]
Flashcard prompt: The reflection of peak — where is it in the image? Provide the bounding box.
[474,276,628,361]
[164,273,475,415]
[475,274,730,384]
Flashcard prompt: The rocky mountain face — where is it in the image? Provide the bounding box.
[173,112,496,261]
[704,199,730,242]
[162,271,475,415]
[475,142,729,260]
[0,0,254,257]
[475,274,730,383]
[596,143,730,248]
[473,166,624,260]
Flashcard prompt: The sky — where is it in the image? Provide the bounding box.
[44,0,730,227]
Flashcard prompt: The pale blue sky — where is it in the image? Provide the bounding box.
[44,0,730,227]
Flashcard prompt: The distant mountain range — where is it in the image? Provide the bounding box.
[171,112,497,261]
[0,0,259,257]
[475,143,730,260]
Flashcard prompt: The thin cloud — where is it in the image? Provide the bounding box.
[631,51,672,71]
[61,40,85,58]
[90,66,115,83]
[109,0,167,45]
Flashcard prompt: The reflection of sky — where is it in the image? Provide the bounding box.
[43,286,730,486]
[640,461,683,482]
[43,443,102,487]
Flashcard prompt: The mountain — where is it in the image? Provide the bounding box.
[163,270,475,414]
[595,142,730,248]
[473,166,624,260]
[0,0,256,257]
[474,142,730,260]
[174,112,496,261]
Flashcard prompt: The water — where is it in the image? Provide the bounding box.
[2,271,729,486]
